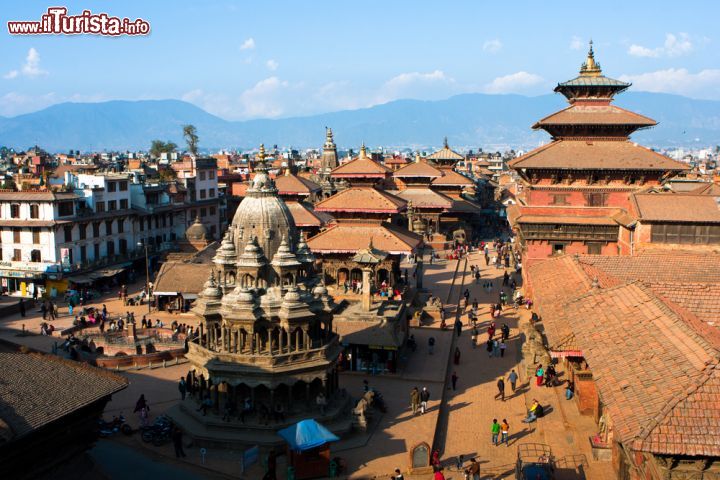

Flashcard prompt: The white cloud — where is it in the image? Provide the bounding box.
[570,36,584,50]
[628,44,659,58]
[239,38,255,50]
[265,59,279,71]
[628,33,693,58]
[4,47,47,80]
[239,76,290,117]
[375,70,457,104]
[619,68,720,98]
[482,39,502,54]
[483,71,544,94]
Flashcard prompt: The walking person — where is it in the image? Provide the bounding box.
[500,340,506,357]
[508,370,518,392]
[410,387,420,415]
[466,458,480,480]
[178,377,187,400]
[496,377,505,401]
[428,336,435,355]
[492,339,500,358]
[454,347,461,365]
[451,371,458,391]
[420,387,430,414]
[535,364,545,387]
[491,418,500,446]
[172,426,187,458]
[18,299,25,317]
[501,419,510,447]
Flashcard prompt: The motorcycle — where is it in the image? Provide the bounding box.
[98,414,132,437]
[141,415,174,446]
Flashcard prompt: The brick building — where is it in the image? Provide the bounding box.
[507,42,687,266]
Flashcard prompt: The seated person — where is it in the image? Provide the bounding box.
[522,399,542,423]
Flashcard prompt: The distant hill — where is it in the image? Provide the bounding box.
[0,92,718,152]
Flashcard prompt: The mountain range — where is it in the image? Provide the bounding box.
[0,92,718,152]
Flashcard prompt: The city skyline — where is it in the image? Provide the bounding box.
[1,1,719,119]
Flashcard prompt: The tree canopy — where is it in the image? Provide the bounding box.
[149,140,177,158]
[182,124,199,157]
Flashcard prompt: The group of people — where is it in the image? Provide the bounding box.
[409,386,431,415]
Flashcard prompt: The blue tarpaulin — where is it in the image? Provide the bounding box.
[277,419,340,452]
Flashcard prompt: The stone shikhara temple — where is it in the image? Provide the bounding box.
[170,159,350,446]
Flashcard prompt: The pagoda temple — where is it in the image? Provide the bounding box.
[307,145,422,288]
[507,42,687,265]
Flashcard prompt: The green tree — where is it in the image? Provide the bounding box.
[149,140,178,158]
[182,125,199,157]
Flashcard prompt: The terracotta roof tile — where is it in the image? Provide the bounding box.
[390,188,453,209]
[330,155,390,178]
[154,262,213,294]
[690,183,720,195]
[508,139,688,171]
[534,104,656,127]
[315,187,406,213]
[431,170,474,186]
[567,283,719,453]
[426,145,464,162]
[274,173,321,196]
[307,222,421,254]
[633,193,720,223]
[286,201,330,227]
[0,346,127,440]
[393,161,443,179]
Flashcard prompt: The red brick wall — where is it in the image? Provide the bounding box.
[527,189,635,209]
[524,240,619,261]
[575,378,599,418]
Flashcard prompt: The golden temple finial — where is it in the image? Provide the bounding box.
[580,39,602,77]
[360,142,367,158]
[415,151,421,163]
[258,143,266,161]
[443,136,449,148]
[325,126,333,143]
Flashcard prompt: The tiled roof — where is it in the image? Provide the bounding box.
[315,187,406,213]
[307,222,421,254]
[449,198,485,214]
[556,75,630,88]
[274,173,321,196]
[508,139,688,171]
[648,283,720,328]
[635,363,720,456]
[632,193,720,223]
[567,283,720,454]
[330,156,390,177]
[0,344,127,440]
[384,156,409,165]
[577,251,720,284]
[533,104,656,127]
[154,262,214,294]
[431,170,474,186]
[526,255,594,350]
[286,201,330,227]
[390,188,453,209]
[0,191,79,201]
[334,319,402,347]
[426,146,464,161]
[393,161,443,179]
[690,183,720,195]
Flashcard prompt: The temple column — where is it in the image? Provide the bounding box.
[220,326,225,352]
[199,323,204,347]
[305,330,311,350]
[361,266,372,311]
[279,328,285,353]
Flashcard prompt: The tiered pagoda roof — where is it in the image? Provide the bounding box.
[426,137,464,167]
[274,172,321,197]
[307,221,421,254]
[330,144,391,179]
[314,187,406,214]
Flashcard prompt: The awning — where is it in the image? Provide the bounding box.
[550,350,584,358]
[277,419,339,452]
[67,275,94,285]
[153,291,178,296]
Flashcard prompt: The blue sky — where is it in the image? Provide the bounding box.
[1,0,718,119]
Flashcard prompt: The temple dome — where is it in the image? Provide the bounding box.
[232,160,298,263]
[185,216,208,241]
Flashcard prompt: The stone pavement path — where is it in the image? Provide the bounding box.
[435,248,614,480]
